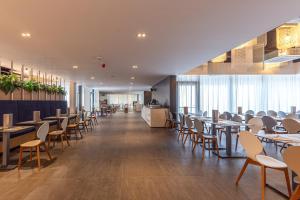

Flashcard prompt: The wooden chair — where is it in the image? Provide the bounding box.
[286,114,298,120]
[267,110,277,117]
[48,118,70,151]
[165,111,173,128]
[67,115,83,140]
[236,131,291,200]
[79,112,90,132]
[18,122,52,170]
[283,146,300,200]
[192,118,219,160]
[177,113,188,141]
[262,116,286,134]
[278,111,287,118]
[257,111,266,117]
[183,116,195,144]
[235,117,263,151]
[245,110,255,115]
[283,119,300,134]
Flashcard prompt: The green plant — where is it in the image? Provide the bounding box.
[23,80,40,92]
[0,74,22,94]
[57,86,66,95]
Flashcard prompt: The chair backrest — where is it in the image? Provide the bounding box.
[37,122,50,142]
[203,111,208,117]
[61,117,68,132]
[223,112,232,120]
[198,110,203,117]
[248,117,263,134]
[179,113,184,128]
[185,117,193,129]
[267,110,277,117]
[256,111,266,117]
[169,112,173,121]
[278,111,286,118]
[219,114,226,120]
[282,118,300,133]
[283,146,300,177]
[194,118,204,134]
[239,131,263,161]
[286,113,297,119]
[232,114,242,122]
[245,110,254,115]
[262,116,277,132]
[244,114,254,124]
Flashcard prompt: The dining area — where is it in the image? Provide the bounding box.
[168,107,300,200]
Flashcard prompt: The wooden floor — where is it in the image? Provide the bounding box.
[0,112,290,200]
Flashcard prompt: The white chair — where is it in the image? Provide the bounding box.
[283,146,300,200]
[236,131,291,200]
[267,110,277,117]
[203,111,208,117]
[18,122,52,170]
[48,117,70,151]
[192,118,219,160]
[183,117,194,144]
[278,111,286,118]
[245,110,255,115]
[235,117,263,151]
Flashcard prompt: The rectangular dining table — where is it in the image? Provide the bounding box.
[0,126,35,170]
[192,116,248,158]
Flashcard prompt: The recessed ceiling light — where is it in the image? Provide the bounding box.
[130,76,135,80]
[72,65,78,69]
[132,65,138,69]
[21,32,31,38]
[137,32,147,38]
[90,76,95,80]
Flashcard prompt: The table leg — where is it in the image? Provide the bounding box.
[226,126,232,156]
[2,133,10,167]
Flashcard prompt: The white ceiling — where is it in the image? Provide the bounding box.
[0,0,299,91]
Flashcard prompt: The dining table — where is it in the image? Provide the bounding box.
[192,116,248,158]
[43,114,77,128]
[0,126,35,170]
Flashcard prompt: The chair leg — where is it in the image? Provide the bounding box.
[18,147,23,170]
[236,158,250,185]
[235,135,239,151]
[202,138,205,160]
[214,139,220,160]
[48,135,51,149]
[261,166,266,200]
[183,133,189,144]
[37,145,41,170]
[291,185,300,200]
[30,147,33,161]
[65,132,70,146]
[43,143,52,160]
[60,134,64,151]
[283,168,292,197]
[78,128,83,139]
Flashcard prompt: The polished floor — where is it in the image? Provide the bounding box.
[0,112,290,200]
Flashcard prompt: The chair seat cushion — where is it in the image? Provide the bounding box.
[49,130,63,136]
[67,124,77,128]
[21,139,42,147]
[294,176,300,184]
[256,155,287,168]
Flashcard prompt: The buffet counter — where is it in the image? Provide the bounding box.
[141,106,168,127]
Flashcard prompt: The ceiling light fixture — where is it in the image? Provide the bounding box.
[72,65,78,69]
[21,32,31,38]
[137,32,147,38]
[90,76,95,80]
[130,76,135,80]
[132,65,138,69]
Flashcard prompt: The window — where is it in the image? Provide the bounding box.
[177,82,197,114]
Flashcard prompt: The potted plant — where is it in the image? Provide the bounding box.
[0,74,22,100]
[57,86,66,100]
[23,80,40,100]
[39,84,48,100]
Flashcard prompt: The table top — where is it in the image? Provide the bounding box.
[191,116,247,127]
[44,114,77,120]
[16,120,57,126]
[256,132,300,146]
[0,126,35,133]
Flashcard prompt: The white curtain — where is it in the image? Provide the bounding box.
[177,74,300,114]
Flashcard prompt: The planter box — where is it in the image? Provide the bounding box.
[0,90,11,100]
[39,90,46,101]
[32,91,38,100]
[60,94,65,101]
[12,89,22,100]
[23,90,31,100]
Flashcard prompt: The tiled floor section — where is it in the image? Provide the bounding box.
[0,113,289,199]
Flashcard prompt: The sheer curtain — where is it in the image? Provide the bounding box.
[177,74,300,114]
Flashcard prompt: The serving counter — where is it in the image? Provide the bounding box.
[141,106,168,127]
